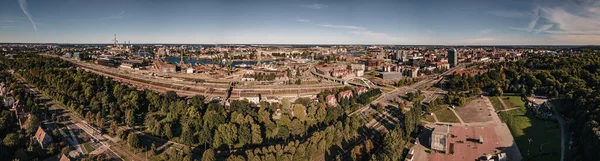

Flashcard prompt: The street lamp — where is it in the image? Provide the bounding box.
[528,138,533,156]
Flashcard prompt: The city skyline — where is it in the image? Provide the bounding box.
[1,0,599,45]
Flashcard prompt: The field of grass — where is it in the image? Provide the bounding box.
[424,115,436,122]
[431,107,459,123]
[499,108,560,161]
[500,96,526,109]
[489,97,505,111]
[83,142,94,153]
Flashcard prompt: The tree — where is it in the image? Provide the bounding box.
[250,123,263,144]
[214,123,238,149]
[25,115,40,134]
[201,149,215,161]
[181,127,195,146]
[149,143,156,156]
[2,133,18,147]
[238,123,251,147]
[289,119,306,136]
[383,126,405,160]
[163,123,173,139]
[109,121,118,136]
[127,133,140,149]
[198,128,213,149]
[125,109,135,127]
[61,146,71,156]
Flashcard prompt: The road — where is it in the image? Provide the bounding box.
[349,64,465,117]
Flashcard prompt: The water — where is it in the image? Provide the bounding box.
[164,56,284,67]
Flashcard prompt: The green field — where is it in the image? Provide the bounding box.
[499,108,560,161]
[489,97,505,111]
[499,96,526,109]
[83,142,94,153]
[424,115,436,122]
[431,107,459,123]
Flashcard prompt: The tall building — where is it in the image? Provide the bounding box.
[448,49,458,67]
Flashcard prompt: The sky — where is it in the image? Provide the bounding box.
[0,0,599,45]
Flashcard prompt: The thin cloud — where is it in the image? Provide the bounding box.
[426,30,436,34]
[296,19,311,23]
[509,8,541,32]
[540,3,600,43]
[18,0,36,31]
[319,24,365,30]
[534,24,554,33]
[460,37,495,44]
[102,11,125,20]
[479,29,493,35]
[487,10,530,18]
[349,30,396,40]
[300,4,328,10]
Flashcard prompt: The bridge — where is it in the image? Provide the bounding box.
[311,68,378,88]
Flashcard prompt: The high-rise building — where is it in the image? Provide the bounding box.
[448,49,458,67]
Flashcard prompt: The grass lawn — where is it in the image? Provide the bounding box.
[431,107,459,123]
[499,108,560,161]
[424,115,436,122]
[83,142,94,153]
[489,97,505,111]
[500,96,526,109]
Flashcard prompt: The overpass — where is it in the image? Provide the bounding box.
[311,67,378,89]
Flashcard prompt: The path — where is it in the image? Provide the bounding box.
[497,96,509,109]
[548,102,566,161]
[449,108,465,124]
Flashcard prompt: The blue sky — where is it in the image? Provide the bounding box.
[1,0,599,45]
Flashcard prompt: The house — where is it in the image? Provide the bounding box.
[355,87,368,95]
[326,95,337,107]
[34,127,53,149]
[431,125,449,153]
[12,100,28,128]
[3,96,15,108]
[0,82,6,96]
[59,154,71,161]
[240,96,260,104]
[338,90,353,100]
[186,67,195,74]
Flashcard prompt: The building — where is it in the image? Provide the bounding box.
[12,100,28,128]
[154,59,176,73]
[379,72,402,80]
[338,90,353,100]
[59,154,71,161]
[355,87,368,95]
[186,67,195,74]
[34,127,53,149]
[3,96,15,107]
[240,95,260,104]
[326,95,337,107]
[448,49,458,67]
[431,125,450,153]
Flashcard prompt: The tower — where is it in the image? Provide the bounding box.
[113,34,119,47]
[180,49,185,66]
[257,52,261,66]
[448,49,458,67]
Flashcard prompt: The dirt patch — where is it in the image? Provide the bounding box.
[455,97,493,123]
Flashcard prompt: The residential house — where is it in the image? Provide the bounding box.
[34,127,53,149]
[338,90,353,101]
[326,95,337,107]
